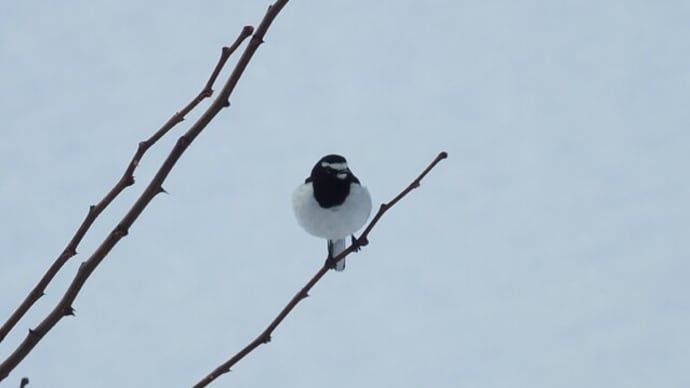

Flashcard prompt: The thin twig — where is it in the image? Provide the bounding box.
[193,151,448,388]
[0,27,251,346]
[0,23,262,381]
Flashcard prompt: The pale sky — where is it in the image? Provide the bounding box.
[2,1,689,387]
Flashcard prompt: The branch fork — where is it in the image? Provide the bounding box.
[0,12,264,383]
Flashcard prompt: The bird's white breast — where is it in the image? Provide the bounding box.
[292,182,372,240]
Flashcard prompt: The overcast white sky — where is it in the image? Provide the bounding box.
[2,1,689,387]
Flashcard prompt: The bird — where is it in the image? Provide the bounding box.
[292,154,372,271]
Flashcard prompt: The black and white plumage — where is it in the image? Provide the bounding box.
[292,154,372,271]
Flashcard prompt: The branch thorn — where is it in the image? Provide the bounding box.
[113,225,129,237]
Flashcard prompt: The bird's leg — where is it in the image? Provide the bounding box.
[324,240,337,269]
[327,240,334,257]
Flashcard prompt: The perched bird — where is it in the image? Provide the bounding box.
[292,154,372,271]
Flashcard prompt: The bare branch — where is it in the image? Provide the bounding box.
[193,151,448,388]
[0,27,252,346]
[0,22,265,381]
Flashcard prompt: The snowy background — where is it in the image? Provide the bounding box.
[2,1,689,387]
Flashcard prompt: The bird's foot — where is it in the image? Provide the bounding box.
[324,255,338,269]
[350,234,367,252]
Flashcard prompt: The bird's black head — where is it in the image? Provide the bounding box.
[307,154,360,208]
